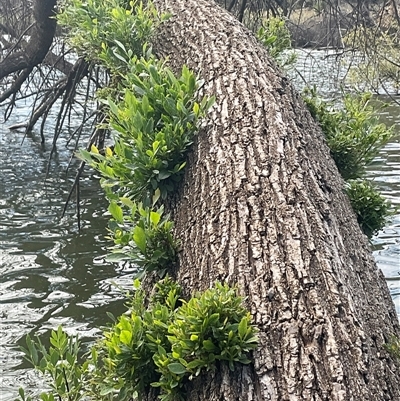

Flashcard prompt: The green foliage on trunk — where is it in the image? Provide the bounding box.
[303,88,394,237]
[59,0,214,276]
[78,57,214,205]
[18,279,258,401]
[303,89,393,181]
[75,56,213,274]
[384,336,400,360]
[98,279,258,400]
[345,180,391,238]
[57,0,165,64]
[105,197,179,277]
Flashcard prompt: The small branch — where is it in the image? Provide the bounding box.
[62,118,107,228]
[237,0,248,22]
[0,67,33,104]
[62,367,72,401]
[1,21,35,63]
[227,0,236,12]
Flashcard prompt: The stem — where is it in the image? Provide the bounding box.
[62,367,72,401]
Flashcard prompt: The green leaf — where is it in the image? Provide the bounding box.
[152,140,160,153]
[188,74,196,93]
[149,64,159,83]
[186,359,204,370]
[152,188,161,206]
[202,340,217,352]
[112,49,127,64]
[245,336,259,344]
[50,350,59,366]
[193,102,200,116]
[133,226,147,253]
[105,252,130,262]
[120,330,132,345]
[150,211,161,225]
[107,97,119,116]
[99,386,115,396]
[238,317,248,339]
[106,311,116,322]
[167,362,186,375]
[119,197,135,208]
[142,95,149,114]
[158,171,171,180]
[108,202,124,223]
[157,345,167,357]
[76,149,95,164]
[25,335,39,366]
[113,39,127,53]
[18,388,25,401]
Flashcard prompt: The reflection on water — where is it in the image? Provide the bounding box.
[0,53,399,400]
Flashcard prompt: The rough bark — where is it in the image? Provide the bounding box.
[149,0,400,400]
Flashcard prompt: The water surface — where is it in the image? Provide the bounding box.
[0,105,134,399]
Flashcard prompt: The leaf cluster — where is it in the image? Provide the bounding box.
[345,180,391,237]
[76,56,213,274]
[17,280,258,401]
[59,0,214,281]
[78,57,213,203]
[57,0,163,67]
[97,279,258,401]
[303,88,393,181]
[384,335,400,360]
[257,17,297,68]
[19,327,89,401]
[303,88,394,237]
[105,194,179,277]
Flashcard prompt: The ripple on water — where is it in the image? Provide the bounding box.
[369,137,400,319]
[1,115,130,400]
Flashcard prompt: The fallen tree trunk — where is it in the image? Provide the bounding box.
[148,0,400,400]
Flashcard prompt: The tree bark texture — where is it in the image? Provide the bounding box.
[149,1,400,400]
